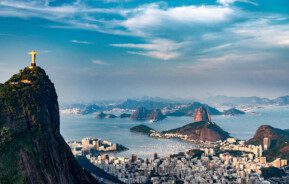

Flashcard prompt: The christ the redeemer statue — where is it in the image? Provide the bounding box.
[28,50,38,67]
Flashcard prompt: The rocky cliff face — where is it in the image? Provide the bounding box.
[147,109,166,122]
[0,67,98,184]
[193,106,211,122]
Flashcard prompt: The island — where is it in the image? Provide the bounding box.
[119,113,131,118]
[130,124,158,135]
[222,108,246,116]
[162,107,230,142]
[130,107,166,122]
[96,112,117,119]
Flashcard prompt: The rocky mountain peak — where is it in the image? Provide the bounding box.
[193,106,211,122]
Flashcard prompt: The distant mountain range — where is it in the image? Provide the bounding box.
[204,95,289,105]
[116,99,179,110]
[63,99,247,119]
[61,94,289,116]
[61,95,289,114]
[166,102,222,117]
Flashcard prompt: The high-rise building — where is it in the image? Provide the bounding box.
[82,137,92,149]
[92,139,100,150]
[132,154,137,162]
[263,137,270,151]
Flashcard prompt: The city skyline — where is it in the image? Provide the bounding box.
[1,0,289,102]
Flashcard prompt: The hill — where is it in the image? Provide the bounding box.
[247,125,289,162]
[204,95,289,106]
[273,96,289,105]
[222,108,245,116]
[82,104,108,115]
[131,107,166,122]
[166,102,221,117]
[117,99,178,110]
[204,95,272,105]
[95,112,117,119]
[0,67,98,183]
[119,113,131,118]
[163,121,230,142]
[130,125,157,135]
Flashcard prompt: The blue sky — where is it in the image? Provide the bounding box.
[0,0,289,102]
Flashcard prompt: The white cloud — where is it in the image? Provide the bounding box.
[71,40,93,45]
[230,19,289,47]
[92,60,110,65]
[201,43,232,53]
[111,39,188,60]
[121,4,236,37]
[0,0,125,20]
[176,52,277,74]
[217,0,257,6]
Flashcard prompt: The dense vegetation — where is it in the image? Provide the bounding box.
[0,67,58,183]
[261,167,286,179]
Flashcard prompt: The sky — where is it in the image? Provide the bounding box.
[0,0,289,103]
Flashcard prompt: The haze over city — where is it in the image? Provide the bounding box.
[0,0,289,102]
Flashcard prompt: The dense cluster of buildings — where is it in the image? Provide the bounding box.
[88,148,268,183]
[219,138,263,157]
[75,136,287,184]
[68,137,118,156]
[219,137,287,168]
[150,131,189,140]
[67,135,288,183]
[68,133,288,184]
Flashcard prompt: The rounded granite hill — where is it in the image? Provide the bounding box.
[0,67,97,184]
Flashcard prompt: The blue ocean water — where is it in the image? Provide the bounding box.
[60,106,289,158]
